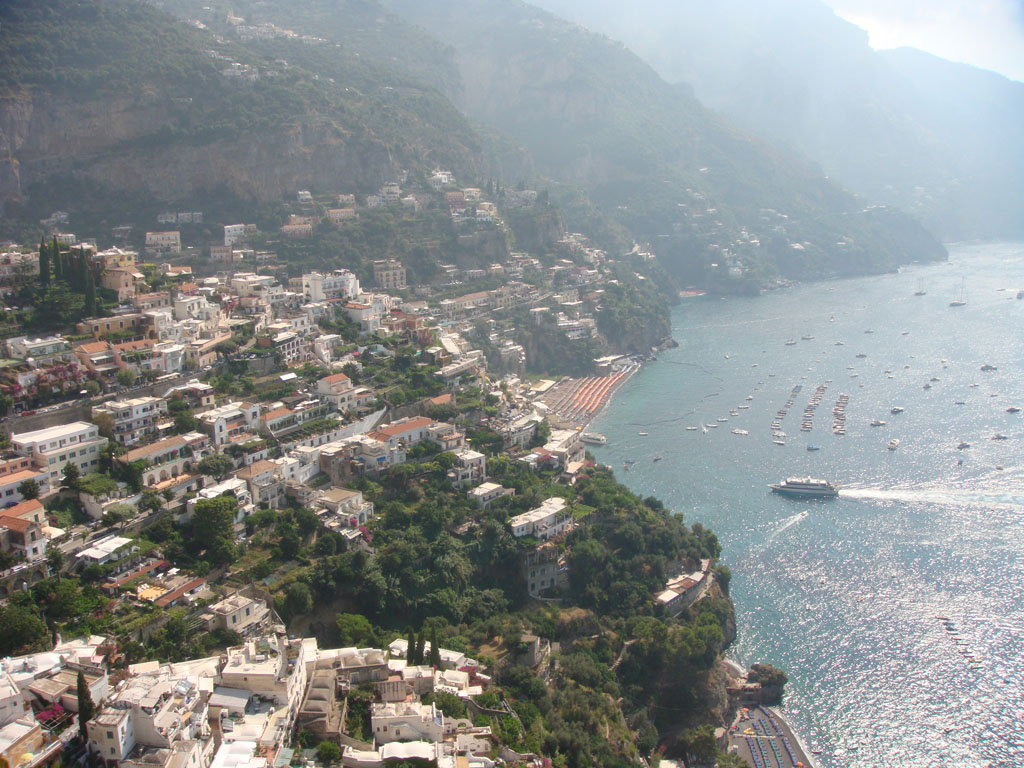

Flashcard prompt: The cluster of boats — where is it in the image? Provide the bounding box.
[800,383,828,432]
[769,384,802,445]
[938,616,984,670]
[832,393,849,435]
[682,393,755,434]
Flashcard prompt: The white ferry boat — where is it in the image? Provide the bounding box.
[580,432,607,445]
[769,477,839,498]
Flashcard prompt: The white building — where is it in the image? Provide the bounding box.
[87,661,215,767]
[93,396,168,445]
[198,402,260,446]
[509,497,570,539]
[370,701,443,745]
[447,449,486,489]
[201,594,270,635]
[467,482,513,509]
[315,372,357,412]
[144,231,181,254]
[224,224,247,248]
[5,336,68,362]
[301,270,359,302]
[11,422,107,484]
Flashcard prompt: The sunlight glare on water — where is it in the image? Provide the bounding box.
[590,242,1024,768]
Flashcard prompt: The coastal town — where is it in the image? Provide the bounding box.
[0,170,755,768]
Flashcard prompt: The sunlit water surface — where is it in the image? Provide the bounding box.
[590,243,1024,768]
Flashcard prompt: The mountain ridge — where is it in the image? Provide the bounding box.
[529,0,1024,240]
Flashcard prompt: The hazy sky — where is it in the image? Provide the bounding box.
[823,0,1024,81]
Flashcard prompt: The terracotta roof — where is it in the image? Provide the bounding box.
[429,394,453,405]
[120,435,187,463]
[234,460,278,479]
[2,498,44,519]
[0,469,46,487]
[261,407,292,422]
[370,416,433,440]
[319,373,350,385]
[75,341,109,354]
[0,515,37,532]
[155,576,206,608]
[114,339,156,352]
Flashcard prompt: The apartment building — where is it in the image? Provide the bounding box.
[11,422,107,484]
[93,396,168,445]
[372,259,406,290]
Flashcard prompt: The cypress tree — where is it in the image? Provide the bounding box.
[85,270,97,317]
[38,238,50,288]
[53,243,62,282]
[413,630,424,665]
[77,669,95,741]
[405,627,416,663]
[429,626,441,669]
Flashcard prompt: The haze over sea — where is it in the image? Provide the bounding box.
[589,242,1024,768]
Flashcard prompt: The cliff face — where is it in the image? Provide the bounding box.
[507,208,565,254]
[0,93,396,212]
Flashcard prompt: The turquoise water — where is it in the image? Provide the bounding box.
[589,242,1024,768]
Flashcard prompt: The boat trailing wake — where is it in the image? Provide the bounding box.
[768,510,809,542]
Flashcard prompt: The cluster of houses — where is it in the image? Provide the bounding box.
[0,605,513,768]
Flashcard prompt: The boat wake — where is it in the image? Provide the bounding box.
[840,486,1024,509]
[768,510,809,542]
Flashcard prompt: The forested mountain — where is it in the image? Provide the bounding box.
[0,0,947,283]
[532,0,1024,241]
[0,0,499,230]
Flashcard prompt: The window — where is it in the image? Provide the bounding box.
[107,731,114,739]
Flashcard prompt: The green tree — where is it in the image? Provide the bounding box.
[77,670,95,741]
[17,478,40,500]
[0,604,47,656]
[316,741,341,765]
[335,613,376,647]
[293,507,319,538]
[53,238,63,282]
[286,582,313,616]
[192,496,237,564]
[197,453,234,481]
[116,369,137,388]
[429,626,441,668]
[278,527,301,561]
[61,462,81,492]
[405,627,416,662]
[173,410,200,434]
[85,270,98,317]
[46,548,65,576]
[38,238,50,288]
[414,630,425,665]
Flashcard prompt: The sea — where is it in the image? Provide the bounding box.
[588,242,1024,768]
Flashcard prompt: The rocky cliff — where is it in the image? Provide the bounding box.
[0,94,397,213]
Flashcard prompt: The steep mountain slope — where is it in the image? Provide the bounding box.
[0,0,491,228]
[377,0,944,281]
[531,0,1024,240]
